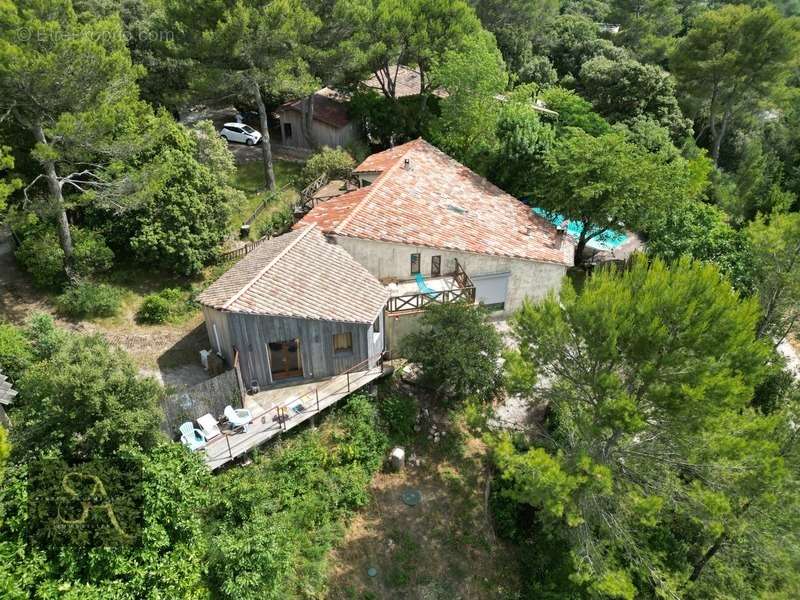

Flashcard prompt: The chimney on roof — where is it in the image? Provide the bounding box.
[403,158,411,171]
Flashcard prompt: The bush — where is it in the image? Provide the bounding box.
[137,288,187,324]
[0,322,34,381]
[14,228,65,288]
[377,389,418,444]
[401,302,503,403]
[56,282,123,318]
[14,226,114,289]
[258,204,294,238]
[71,228,115,277]
[299,147,356,188]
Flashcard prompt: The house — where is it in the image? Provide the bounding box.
[298,139,573,318]
[199,139,571,393]
[196,225,388,391]
[274,87,360,151]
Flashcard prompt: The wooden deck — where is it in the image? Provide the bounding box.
[202,365,387,470]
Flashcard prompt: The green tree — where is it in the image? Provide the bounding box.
[490,100,555,196]
[545,14,624,78]
[200,0,320,189]
[339,0,482,99]
[671,5,800,164]
[747,212,800,342]
[0,146,21,214]
[92,117,241,275]
[579,55,692,140]
[299,146,356,188]
[12,327,163,463]
[427,31,508,172]
[473,0,558,80]
[0,0,146,273]
[535,127,692,265]
[644,199,754,292]
[538,87,611,136]
[401,302,502,403]
[498,256,797,597]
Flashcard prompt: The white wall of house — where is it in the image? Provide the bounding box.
[332,236,568,316]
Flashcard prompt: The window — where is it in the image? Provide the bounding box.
[333,332,353,354]
[242,125,255,133]
[410,253,421,275]
[373,316,380,333]
[431,255,441,277]
[227,125,242,133]
[283,122,293,138]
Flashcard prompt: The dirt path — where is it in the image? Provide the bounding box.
[0,227,55,323]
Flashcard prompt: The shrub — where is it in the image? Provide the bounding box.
[299,147,356,188]
[15,226,114,289]
[377,389,418,444]
[56,282,123,318]
[71,228,115,277]
[137,288,187,324]
[0,322,34,381]
[14,228,65,288]
[258,204,294,238]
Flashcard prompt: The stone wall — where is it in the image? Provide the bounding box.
[161,368,242,437]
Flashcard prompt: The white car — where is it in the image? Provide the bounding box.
[219,122,262,145]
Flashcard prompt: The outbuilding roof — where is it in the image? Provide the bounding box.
[197,225,388,324]
[276,89,351,129]
[299,139,573,266]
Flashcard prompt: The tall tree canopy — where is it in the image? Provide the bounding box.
[0,0,147,273]
[534,127,694,265]
[671,4,800,165]
[200,0,320,189]
[338,0,482,98]
[497,256,799,598]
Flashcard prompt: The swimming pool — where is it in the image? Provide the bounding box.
[532,208,628,251]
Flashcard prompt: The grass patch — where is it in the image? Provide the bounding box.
[230,160,303,240]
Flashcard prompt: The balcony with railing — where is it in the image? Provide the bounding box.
[385,259,476,314]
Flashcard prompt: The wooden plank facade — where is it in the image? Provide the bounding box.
[202,306,384,391]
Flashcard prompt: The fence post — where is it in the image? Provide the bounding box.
[347,372,350,393]
[225,434,232,460]
[316,388,320,413]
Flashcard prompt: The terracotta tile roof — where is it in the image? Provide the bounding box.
[197,226,388,323]
[300,187,369,231]
[299,139,573,266]
[277,91,350,129]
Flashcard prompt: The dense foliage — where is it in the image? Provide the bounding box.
[496,256,800,598]
[0,315,390,599]
[401,302,502,403]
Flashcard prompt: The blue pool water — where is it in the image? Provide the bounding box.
[532,208,628,250]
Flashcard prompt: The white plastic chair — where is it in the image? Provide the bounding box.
[224,405,253,432]
[179,422,206,451]
[197,413,222,440]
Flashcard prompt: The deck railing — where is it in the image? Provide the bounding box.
[385,259,476,313]
[213,350,388,465]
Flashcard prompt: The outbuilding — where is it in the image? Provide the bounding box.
[197,225,389,391]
